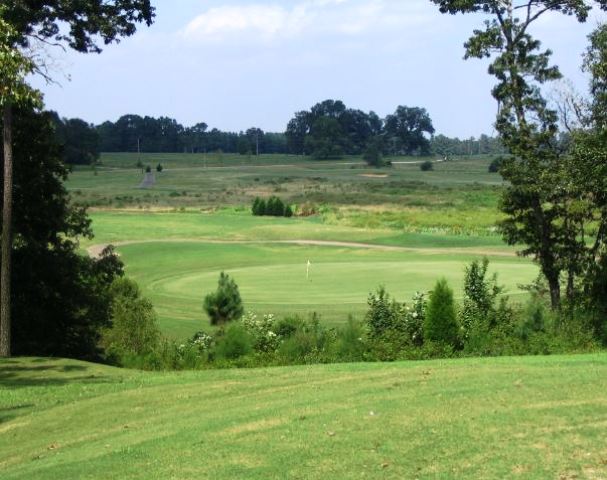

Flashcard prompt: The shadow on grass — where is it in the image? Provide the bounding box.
[0,363,114,388]
[0,403,35,423]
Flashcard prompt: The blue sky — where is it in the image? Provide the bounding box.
[33,0,607,138]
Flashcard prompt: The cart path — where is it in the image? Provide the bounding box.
[87,238,516,259]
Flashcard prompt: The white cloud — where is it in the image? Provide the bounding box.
[181,0,435,43]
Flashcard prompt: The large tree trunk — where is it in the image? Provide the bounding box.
[1,104,13,357]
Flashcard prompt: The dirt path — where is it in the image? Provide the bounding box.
[87,238,516,259]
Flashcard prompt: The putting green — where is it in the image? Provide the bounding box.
[117,241,538,338]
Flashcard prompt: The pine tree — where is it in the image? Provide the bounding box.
[424,278,459,347]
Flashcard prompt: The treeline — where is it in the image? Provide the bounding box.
[48,108,505,165]
[97,115,288,155]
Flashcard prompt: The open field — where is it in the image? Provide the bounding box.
[65,153,533,338]
[68,153,504,236]
[2,355,607,479]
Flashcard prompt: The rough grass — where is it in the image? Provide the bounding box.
[2,355,607,479]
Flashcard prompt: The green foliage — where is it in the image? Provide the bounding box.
[488,157,503,173]
[424,278,459,347]
[461,257,504,339]
[215,323,253,360]
[203,272,244,326]
[49,112,99,166]
[103,277,160,360]
[145,165,151,173]
[384,106,435,155]
[252,196,291,217]
[420,160,433,171]
[284,204,293,218]
[241,312,280,353]
[252,197,266,216]
[4,110,124,359]
[365,286,400,338]
[156,163,163,172]
[363,137,384,167]
[266,196,285,216]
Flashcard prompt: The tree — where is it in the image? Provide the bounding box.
[203,272,244,326]
[0,16,41,357]
[424,278,459,347]
[384,106,435,155]
[252,197,266,216]
[50,113,99,165]
[3,109,124,358]
[0,0,154,357]
[102,277,160,359]
[430,0,607,310]
[363,136,384,167]
[305,117,344,159]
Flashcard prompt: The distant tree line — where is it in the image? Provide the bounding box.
[96,115,288,155]
[48,107,506,165]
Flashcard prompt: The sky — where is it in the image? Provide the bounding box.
[32,0,607,138]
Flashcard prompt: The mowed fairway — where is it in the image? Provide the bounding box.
[117,241,536,337]
[2,355,607,479]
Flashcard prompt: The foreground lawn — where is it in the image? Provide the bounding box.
[2,355,607,479]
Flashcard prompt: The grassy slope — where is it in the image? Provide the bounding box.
[2,355,607,479]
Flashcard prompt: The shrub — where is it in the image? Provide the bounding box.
[215,323,253,360]
[335,317,366,361]
[266,196,286,216]
[420,160,434,171]
[461,258,504,339]
[252,197,266,216]
[156,163,163,172]
[242,312,280,353]
[401,292,426,346]
[102,278,160,360]
[363,138,384,167]
[145,165,152,173]
[365,286,400,338]
[284,204,294,218]
[424,278,459,347]
[203,272,244,326]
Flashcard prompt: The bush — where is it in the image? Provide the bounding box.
[420,160,434,171]
[363,137,384,167]
[266,196,285,216]
[365,286,400,338]
[424,278,459,347]
[145,165,152,173]
[252,197,266,216]
[284,204,294,218]
[102,278,160,360]
[215,323,253,360]
[203,272,244,326]
[156,163,163,173]
[460,258,504,340]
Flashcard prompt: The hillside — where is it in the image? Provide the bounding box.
[2,355,607,479]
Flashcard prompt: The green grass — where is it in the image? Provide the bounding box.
[119,240,534,338]
[71,154,525,338]
[67,154,504,219]
[81,210,533,338]
[2,355,607,479]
